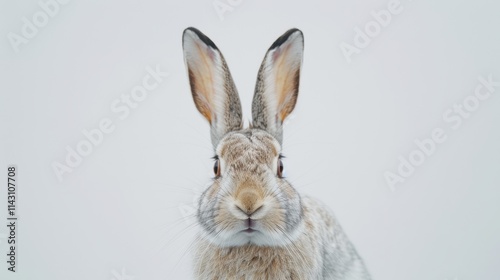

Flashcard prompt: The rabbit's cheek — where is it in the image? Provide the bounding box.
[213,205,240,230]
[197,193,218,229]
[264,208,286,230]
[205,183,221,200]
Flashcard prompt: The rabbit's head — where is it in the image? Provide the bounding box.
[182,27,304,247]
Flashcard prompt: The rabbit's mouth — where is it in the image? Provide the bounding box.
[243,228,257,233]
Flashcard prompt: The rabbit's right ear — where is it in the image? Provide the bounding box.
[251,29,304,145]
[183,27,243,148]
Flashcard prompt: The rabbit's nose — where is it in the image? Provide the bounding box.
[235,204,264,217]
[235,190,263,216]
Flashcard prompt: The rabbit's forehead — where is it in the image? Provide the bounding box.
[217,130,280,163]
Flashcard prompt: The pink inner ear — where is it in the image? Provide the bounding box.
[186,39,221,123]
[272,47,283,62]
[205,45,216,61]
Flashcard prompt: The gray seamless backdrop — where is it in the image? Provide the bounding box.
[1,0,500,279]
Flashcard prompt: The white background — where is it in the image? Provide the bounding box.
[1,0,500,279]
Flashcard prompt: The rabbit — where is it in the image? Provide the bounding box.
[182,27,371,280]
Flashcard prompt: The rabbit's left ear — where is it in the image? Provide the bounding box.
[252,29,304,144]
[183,27,243,148]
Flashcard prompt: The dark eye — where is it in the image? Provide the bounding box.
[213,159,220,177]
[277,159,284,178]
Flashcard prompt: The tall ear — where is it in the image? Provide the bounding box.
[251,28,304,144]
[182,27,243,148]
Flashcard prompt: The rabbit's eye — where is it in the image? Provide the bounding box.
[277,159,284,178]
[213,160,220,177]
